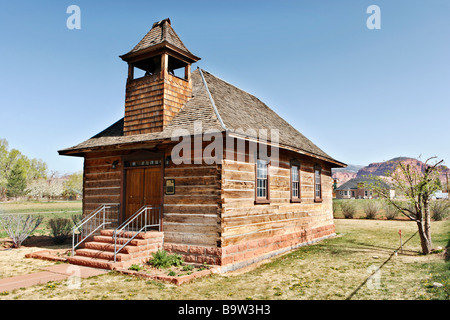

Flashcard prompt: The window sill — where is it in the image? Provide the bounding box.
[255,199,270,205]
[290,198,302,203]
[314,198,323,203]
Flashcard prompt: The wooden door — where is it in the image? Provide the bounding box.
[125,168,145,221]
[144,167,161,207]
[125,167,162,221]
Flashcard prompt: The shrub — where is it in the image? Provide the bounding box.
[431,200,450,221]
[182,264,194,272]
[71,214,83,226]
[149,250,184,269]
[340,201,356,219]
[363,201,379,219]
[128,264,142,271]
[332,201,339,218]
[169,253,184,267]
[384,203,399,220]
[149,250,170,268]
[0,214,43,248]
[48,218,73,244]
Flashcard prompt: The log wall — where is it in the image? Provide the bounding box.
[162,147,222,265]
[83,151,123,214]
[81,141,336,269]
[82,147,223,265]
[219,147,335,270]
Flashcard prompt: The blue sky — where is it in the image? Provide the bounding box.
[0,0,449,174]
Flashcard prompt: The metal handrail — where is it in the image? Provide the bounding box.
[72,203,120,256]
[113,205,161,263]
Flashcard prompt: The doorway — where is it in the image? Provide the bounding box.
[124,166,162,222]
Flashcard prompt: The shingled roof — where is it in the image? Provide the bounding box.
[122,18,193,58]
[58,69,345,167]
[336,177,391,190]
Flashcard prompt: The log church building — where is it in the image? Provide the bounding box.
[59,18,346,272]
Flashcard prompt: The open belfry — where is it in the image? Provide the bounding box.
[59,19,346,272]
[121,19,200,135]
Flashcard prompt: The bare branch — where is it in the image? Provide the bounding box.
[0,214,43,248]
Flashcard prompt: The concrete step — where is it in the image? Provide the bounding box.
[93,235,162,247]
[67,255,116,270]
[75,245,160,262]
[100,229,163,240]
[74,248,131,262]
[68,229,164,270]
[67,254,151,270]
[84,241,161,254]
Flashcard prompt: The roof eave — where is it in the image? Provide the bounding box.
[227,131,347,168]
[57,138,171,157]
[120,41,201,64]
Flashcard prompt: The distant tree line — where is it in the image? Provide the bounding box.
[0,138,82,200]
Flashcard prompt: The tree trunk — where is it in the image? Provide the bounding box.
[423,201,432,250]
[416,221,432,254]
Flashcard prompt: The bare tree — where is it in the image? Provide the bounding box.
[0,214,43,248]
[368,157,443,254]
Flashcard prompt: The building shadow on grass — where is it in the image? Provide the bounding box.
[345,231,419,300]
[446,238,450,262]
[324,237,420,257]
[341,240,419,257]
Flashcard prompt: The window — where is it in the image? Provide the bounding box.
[124,159,161,168]
[344,191,348,196]
[290,160,301,202]
[255,159,270,204]
[314,165,322,202]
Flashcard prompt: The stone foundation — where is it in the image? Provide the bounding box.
[164,243,222,266]
[164,224,335,272]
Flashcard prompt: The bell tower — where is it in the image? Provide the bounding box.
[120,18,200,136]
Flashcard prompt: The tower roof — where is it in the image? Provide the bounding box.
[120,18,200,63]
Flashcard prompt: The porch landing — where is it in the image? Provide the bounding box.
[67,229,164,270]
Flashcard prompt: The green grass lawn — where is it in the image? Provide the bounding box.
[1,218,448,300]
[0,200,82,215]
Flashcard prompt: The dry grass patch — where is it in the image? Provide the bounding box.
[0,246,57,279]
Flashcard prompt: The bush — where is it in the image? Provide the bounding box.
[128,264,142,271]
[340,201,356,219]
[71,214,83,226]
[0,214,43,248]
[332,201,339,218]
[182,264,194,271]
[384,203,399,220]
[149,250,184,269]
[431,200,450,221]
[169,253,184,267]
[363,201,379,219]
[48,218,73,244]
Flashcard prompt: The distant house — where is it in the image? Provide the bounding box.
[432,191,449,200]
[336,177,394,199]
